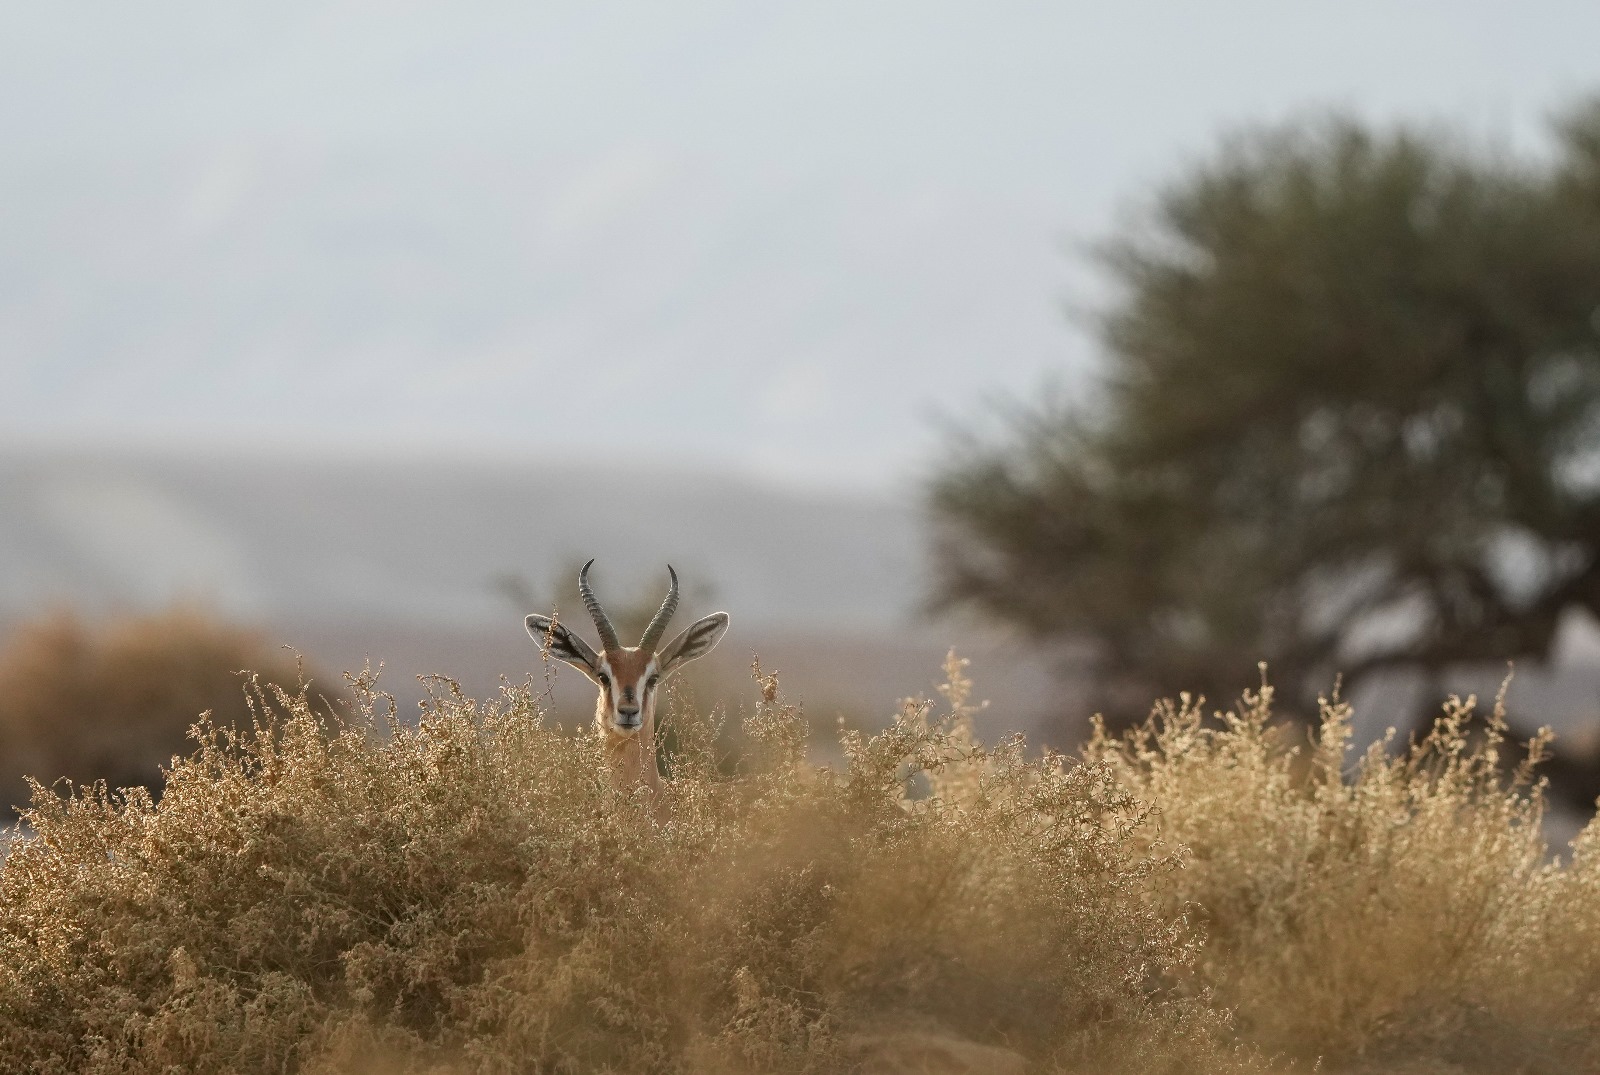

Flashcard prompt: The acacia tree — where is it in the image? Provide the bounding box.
[931,103,1600,727]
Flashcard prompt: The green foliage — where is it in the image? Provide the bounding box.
[0,608,340,815]
[931,100,1600,723]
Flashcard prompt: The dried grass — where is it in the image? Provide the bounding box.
[1087,673,1600,1072]
[0,607,337,813]
[0,655,1237,1074]
[1,652,1596,1073]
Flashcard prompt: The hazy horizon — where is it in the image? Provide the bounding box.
[5,3,1599,492]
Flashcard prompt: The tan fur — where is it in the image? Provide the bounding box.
[602,648,655,694]
[527,565,729,820]
[595,646,664,806]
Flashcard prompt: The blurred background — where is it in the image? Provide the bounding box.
[4,2,1600,819]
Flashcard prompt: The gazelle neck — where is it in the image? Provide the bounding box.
[597,702,660,794]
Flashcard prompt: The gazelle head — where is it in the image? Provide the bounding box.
[525,560,730,739]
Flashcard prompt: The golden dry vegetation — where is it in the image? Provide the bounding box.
[0,652,1595,1074]
[0,608,340,813]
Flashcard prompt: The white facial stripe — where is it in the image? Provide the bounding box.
[639,660,660,704]
[595,655,659,732]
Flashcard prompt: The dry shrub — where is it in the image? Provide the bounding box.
[0,657,1239,1075]
[0,607,336,815]
[10,648,1597,1074]
[1087,676,1600,1072]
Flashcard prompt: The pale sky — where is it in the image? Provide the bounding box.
[3,2,1598,492]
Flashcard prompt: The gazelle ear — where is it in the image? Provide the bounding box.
[525,614,602,682]
[657,612,730,679]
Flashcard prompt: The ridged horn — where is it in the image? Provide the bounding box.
[578,559,621,652]
[638,565,680,652]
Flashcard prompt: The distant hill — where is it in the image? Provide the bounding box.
[0,448,1079,741]
[3,447,1598,754]
[0,448,926,632]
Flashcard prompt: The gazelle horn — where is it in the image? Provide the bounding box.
[638,565,679,652]
[578,559,621,652]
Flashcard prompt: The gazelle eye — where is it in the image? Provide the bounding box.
[646,674,660,691]
[598,672,611,689]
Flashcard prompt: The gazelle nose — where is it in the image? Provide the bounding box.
[617,704,640,720]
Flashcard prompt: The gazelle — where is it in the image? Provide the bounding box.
[526,560,729,798]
